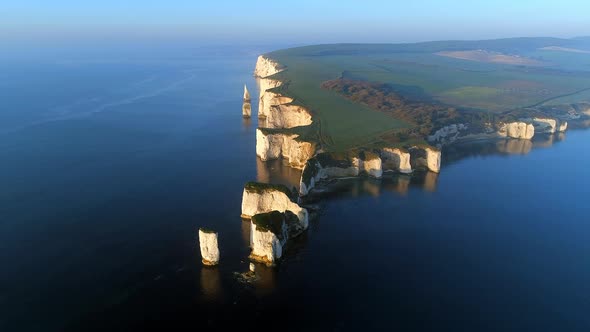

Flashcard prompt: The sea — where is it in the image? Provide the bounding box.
[1,41,589,331]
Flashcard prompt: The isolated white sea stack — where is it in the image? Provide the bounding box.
[198,228,220,266]
[243,85,251,102]
[557,120,568,132]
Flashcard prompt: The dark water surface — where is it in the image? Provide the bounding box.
[1,44,590,331]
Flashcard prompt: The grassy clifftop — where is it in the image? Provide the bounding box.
[263,37,590,151]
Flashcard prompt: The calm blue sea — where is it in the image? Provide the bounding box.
[1,42,589,331]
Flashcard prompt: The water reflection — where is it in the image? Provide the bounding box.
[304,171,440,201]
[256,158,302,190]
[242,117,252,130]
[443,133,566,166]
[200,266,222,301]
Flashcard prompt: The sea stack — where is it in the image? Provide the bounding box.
[198,228,220,266]
[243,85,252,118]
[244,85,251,102]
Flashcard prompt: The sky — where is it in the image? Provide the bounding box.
[1,0,589,44]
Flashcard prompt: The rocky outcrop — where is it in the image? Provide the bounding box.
[497,122,535,139]
[381,148,412,174]
[531,118,557,134]
[557,120,568,132]
[409,146,441,173]
[241,182,308,229]
[428,123,468,146]
[256,129,316,169]
[249,210,305,266]
[198,228,220,266]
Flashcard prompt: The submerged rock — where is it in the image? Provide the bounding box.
[198,228,220,266]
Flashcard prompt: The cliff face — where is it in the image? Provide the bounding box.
[254,55,283,78]
[381,148,412,174]
[249,210,305,266]
[256,129,316,169]
[255,56,313,129]
[409,146,441,173]
[497,122,535,139]
[264,104,313,128]
[250,220,285,265]
[299,146,438,196]
[241,182,309,229]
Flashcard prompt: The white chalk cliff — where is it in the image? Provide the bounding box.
[298,146,438,196]
[358,151,383,178]
[256,129,316,169]
[248,210,305,266]
[409,146,441,173]
[250,219,285,265]
[255,56,313,129]
[198,229,220,266]
[264,104,313,129]
[497,122,535,139]
[381,148,412,174]
[428,123,468,146]
[254,55,283,78]
[241,182,309,230]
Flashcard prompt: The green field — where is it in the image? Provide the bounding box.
[265,38,590,151]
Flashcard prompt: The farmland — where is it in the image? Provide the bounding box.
[265,38,590,151]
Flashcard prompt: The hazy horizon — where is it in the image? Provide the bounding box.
[2,0,590,45]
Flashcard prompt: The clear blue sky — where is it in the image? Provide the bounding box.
[2,0,589,43]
